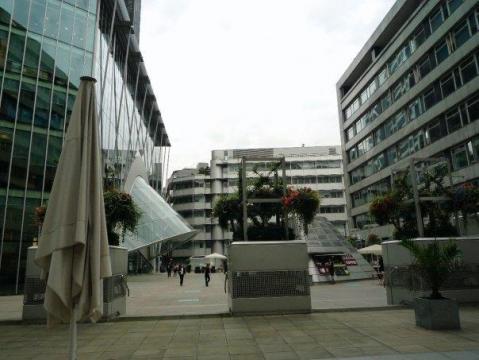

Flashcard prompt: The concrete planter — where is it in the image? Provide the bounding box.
[414,297,460,330]
[23,245,128,321]
[228,241,311,315]
[103,245,128,320]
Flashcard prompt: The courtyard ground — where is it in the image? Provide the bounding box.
[1,307,478,359]
[0,273,389,321]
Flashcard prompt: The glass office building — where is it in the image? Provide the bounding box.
[0,0,171,293]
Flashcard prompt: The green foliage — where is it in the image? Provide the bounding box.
[369,195,397,226]
[346,236,357,247]
[214,163,292,240]
[213,194,242,232]
[282,187,320,234]
[34,205,47,227]
[104,189,141,246]
[400,239,461,299]
[369,169,461,239]
[367,233,380,245]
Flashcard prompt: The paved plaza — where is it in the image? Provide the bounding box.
[1,307,479,359]
[0,273,389,321]
[125,273,388,318]
[1,274,478,359]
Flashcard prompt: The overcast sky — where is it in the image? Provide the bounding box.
[140,0,396,176]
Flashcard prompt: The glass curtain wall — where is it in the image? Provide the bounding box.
[0,0,170,294]
[0,0,95,294]
[95,0,164,191]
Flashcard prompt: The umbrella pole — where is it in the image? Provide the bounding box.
[69,305,77,360]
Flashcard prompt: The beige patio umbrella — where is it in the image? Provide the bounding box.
[35,76,112,360]
[358,244,383,256]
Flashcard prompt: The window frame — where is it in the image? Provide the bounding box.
[440,72,456,99]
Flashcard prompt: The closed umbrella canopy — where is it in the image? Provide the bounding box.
[205,253,227,260]
[35,76,112,327]
[358,244,382,256]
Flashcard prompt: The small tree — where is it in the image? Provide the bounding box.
[369,170,459,239]
[400,239,461,299]
[213,193,242,238]
[213,163,293,240]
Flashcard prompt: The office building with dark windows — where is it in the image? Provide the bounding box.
[0,0,182,293]
[337,0,479,240]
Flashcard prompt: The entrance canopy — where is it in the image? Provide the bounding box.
[123,176,196,251]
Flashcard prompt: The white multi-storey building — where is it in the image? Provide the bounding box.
[168,146,347,257]
[167,163,214,258]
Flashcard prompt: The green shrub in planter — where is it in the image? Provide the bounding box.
[104,189,141,246]
[400,239,461,299]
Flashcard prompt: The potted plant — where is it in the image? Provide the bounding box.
[33,205,47,245]
[103,189,141,246]
[102,189,141,319]
[400,239,462,330]
[282,187,320,235]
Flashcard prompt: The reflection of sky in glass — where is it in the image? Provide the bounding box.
[123,177,196,251]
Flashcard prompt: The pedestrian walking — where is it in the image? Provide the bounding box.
[378,256,385,286]
[179,264,185,286]
[328,258,335,284]
[173,264,178,277]
[204,263,211,287]
[167,261,172,277]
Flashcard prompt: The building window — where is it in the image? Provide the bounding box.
[360,88,369,105]
[381,92,392,111]
[419,55,433,78]
[447,0,463,14]
[398,138,411,160]
[454,20,471,48]
[426,119,445,144]
[349,148,358,162]
[408,98,423,121]
[413,24,427,50]
[429,8,444,33]
[466,96,479,122]
[471,138,479,162]
[320,206,345,214]
[445,108,462,133]
[346,127,355,141]
[378,68,388,86]
[460,57,478,84]
[440,74,456,98]
[435,40,449,64]
[452,145,469,170]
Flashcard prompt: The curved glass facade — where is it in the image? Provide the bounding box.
[124,176,195,251]
[0,0,171,293]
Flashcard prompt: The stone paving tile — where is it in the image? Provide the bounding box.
[1,308,479,359]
